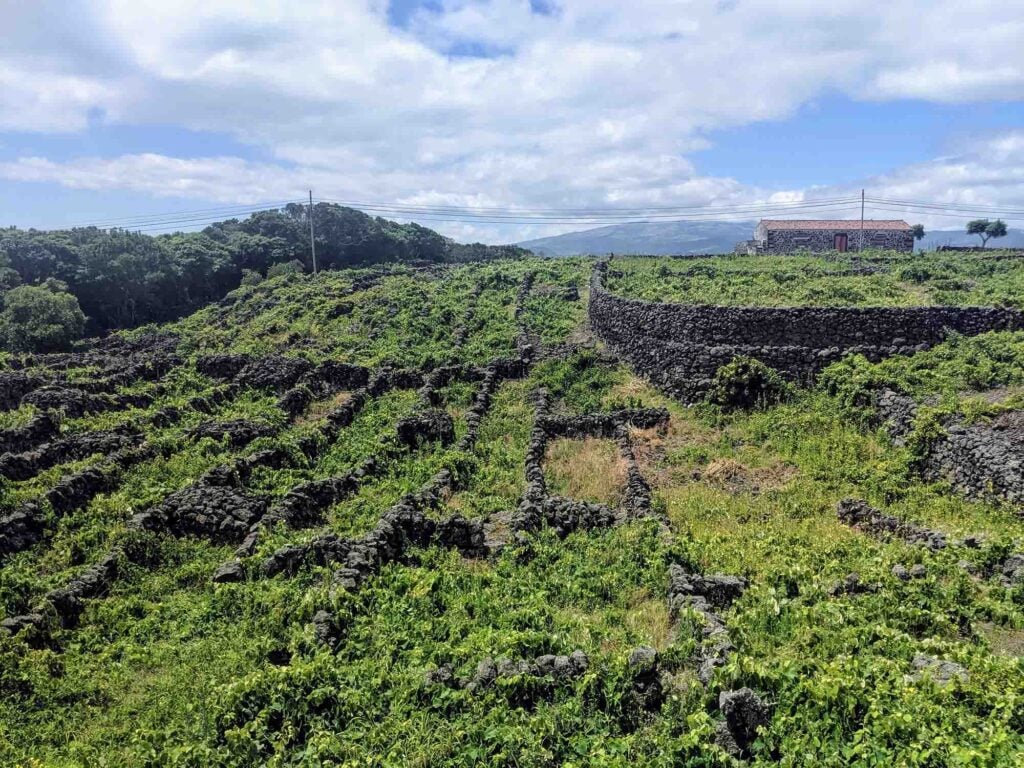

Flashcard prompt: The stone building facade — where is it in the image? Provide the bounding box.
[753,219,914,254]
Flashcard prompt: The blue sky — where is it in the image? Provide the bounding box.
[2,1,1023,241]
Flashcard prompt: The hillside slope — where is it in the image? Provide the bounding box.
[518,220,756,255]
[1,255,1023,765]
[0,204,528,336]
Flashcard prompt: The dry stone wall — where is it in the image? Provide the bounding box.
[588,262,1024,401]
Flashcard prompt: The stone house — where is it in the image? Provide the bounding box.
[752,219,913,254]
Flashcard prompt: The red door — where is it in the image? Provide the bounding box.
[834,233,848,252]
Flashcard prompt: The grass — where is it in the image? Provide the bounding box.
[2,255,1023,766]
[606,252,1024,308]
[545,437,628,506]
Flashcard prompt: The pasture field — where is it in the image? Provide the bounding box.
[1,254,1022,766]
[605,252,1024,308]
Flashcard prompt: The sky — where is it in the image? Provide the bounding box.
[1,0,1023,243]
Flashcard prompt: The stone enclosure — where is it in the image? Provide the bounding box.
[588,261,1024,401]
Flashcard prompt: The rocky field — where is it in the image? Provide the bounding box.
[1,255,1023,766]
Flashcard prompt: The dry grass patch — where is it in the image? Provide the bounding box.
[545,437,627,506]
[978,622,1024,657]
[621,588,674,651]
[696,457,798,495]
[295,391,351,426]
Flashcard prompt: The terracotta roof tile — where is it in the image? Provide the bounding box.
[759,219,911,231]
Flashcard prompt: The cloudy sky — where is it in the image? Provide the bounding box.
[1,0,1023,242]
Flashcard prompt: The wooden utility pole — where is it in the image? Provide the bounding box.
[308,190,318,275]
[859,189,865,252]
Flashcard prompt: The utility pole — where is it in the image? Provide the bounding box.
[859,188,865,252]
[308,190,318,275]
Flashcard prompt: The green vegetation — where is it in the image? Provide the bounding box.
[0,279,86,352]
[2,254,1022,766]
[0,204,528,343]
[606,252,1024,307]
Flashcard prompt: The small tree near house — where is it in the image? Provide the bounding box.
[966,219,1008,248]
[910,224,925,250]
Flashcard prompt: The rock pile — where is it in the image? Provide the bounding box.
[425,651,588,706]
[715,688,770,759]
[0,426,143,481]
[189,419,276,448]
[131,484,269,544]
[836,498,947,550]
[668,564,748,684]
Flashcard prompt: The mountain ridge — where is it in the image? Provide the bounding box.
[518,220,1024,256]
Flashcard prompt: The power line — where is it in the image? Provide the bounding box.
[867,197,1024,216]
[64,199,306,229]
[33,192,1024,234]
[314,197,863,218]
[312,194,861,216]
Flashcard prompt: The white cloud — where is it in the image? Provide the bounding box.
[8,129,1024,240]
[0,0,1022,240]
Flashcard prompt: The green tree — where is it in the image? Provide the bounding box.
[966,218,1008,247]
[910,224,925,241]
[0,279,86,352]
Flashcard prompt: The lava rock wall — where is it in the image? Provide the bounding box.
[588,262,1024,401]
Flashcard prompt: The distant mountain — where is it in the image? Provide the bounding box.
[517,220,756,256]
[918,228,1024,250]
[517,220,1024,256]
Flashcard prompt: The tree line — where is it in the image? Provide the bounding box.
[0,204,529,351]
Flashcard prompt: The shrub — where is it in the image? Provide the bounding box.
[707,356,791,410]
[240,268,264,287]
[266,259,306,279]
[0,279,86,352]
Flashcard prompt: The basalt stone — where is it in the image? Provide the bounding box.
[627,646,664,713]
[540,496,618,538]
[47,549,122,628]
[537,407,669,440]
[0,426,143,481]
[0,502,47,559]
[190,419,276,448]
[837,498,947,550]
[0,410,60,454]
[235,355,313,392]
[828,571,879,597]
[196,354,252,380]
[276,386,314,417]
[588,261,1024,402]
[396,410,455,449]
[917,410,1024,506]
[0,612,46,638]
[668,568,748,611]
[134,484,268,544]
[435,515,487,558]
[715,688,770,759]
[0,372,45,410]
[20,386,103,418]
[1001,554,1024,585]
[311,610,343,649]
[424,663,457,688]
[309,360,370,391]
[911,653,968,685]
[212,560,245,584]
